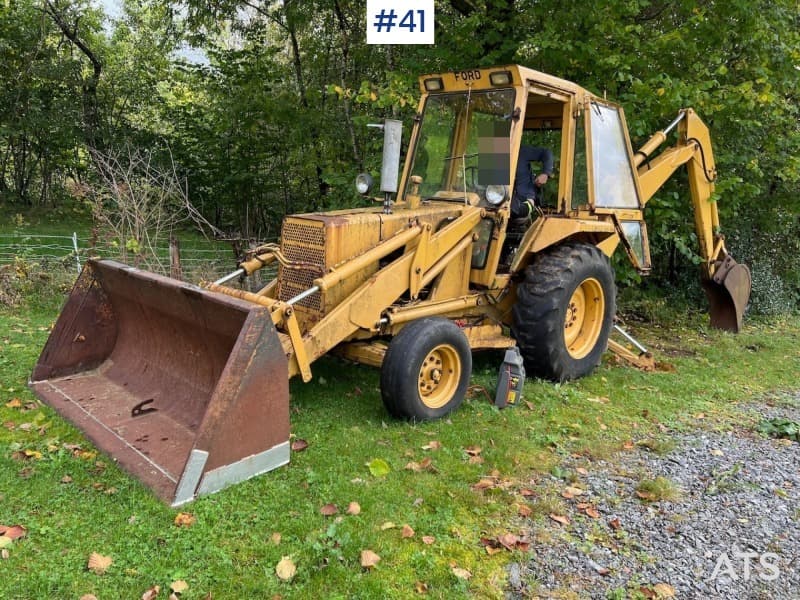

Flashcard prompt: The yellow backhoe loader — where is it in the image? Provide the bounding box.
[30,66,751,505]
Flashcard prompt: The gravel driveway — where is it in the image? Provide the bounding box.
[507,393,800,599]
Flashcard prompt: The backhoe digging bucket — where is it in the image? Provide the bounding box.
[30,259,289,505]
[702,255,752,333]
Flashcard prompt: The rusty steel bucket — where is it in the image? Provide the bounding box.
[702,255,752,333]
[30,259,289,505]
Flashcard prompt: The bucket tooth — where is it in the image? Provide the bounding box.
[30,259,290,505]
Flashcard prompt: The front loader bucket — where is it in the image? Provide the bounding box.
[30,259,289,505]
[702,255,752,333]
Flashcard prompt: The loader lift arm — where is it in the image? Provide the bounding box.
[633,109,751,331]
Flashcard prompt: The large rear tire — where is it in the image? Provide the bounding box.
[381,318,472,421]
[512,242,615,381]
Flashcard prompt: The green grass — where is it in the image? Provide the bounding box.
[635,477,683,503]
[1,280,799,597]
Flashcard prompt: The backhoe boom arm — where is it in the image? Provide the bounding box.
[633,109,751,331]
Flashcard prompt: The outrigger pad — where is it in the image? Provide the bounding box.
[30,259,290,505]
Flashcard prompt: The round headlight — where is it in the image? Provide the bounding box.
[485,185,508,206]
[355,173,373,195]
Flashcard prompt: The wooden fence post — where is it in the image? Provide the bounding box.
[169,236,183,280]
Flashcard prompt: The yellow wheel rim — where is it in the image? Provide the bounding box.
[564,277,605,359]
[417,344,461,409]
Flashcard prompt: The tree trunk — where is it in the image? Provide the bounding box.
[43,1,104,151]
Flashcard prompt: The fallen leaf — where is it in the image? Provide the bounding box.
[291,439,309,452]
[586,396,610,404]
[464,445,482,456]
[346,502,361,515]
[0,537,12,549]
[517,505,532,518]
[401,524,415,538]
[61,475,73,484]
[519,488,536,497]
[320,503,338,516]
[585,507,601,519]
[405,457,434,472]
[468,455,484,464]
[710,448,724,456]
[366,458,391,477]
[653,583,676,598]
[276,556,297,581]
[414,581,428,594]
[524,400,535,410]
[141,585,160,600]
[5,399,22,409]
[87,552,113,575]
[635,490,656,501]
[562,486,585,499]
[422,440,441,451]
[471,478,496,491]
[549,514,570,526]
[623,440,635,450]
[485,545,503,555]
[639,587,657,599]
[360,549,381,569]
[0,525,26,540]
[169,594,179,600]
[1,548,9,559]
[173,513,195,527]
[421,535,435,545]
[451,566,472,580]
[170,580,189,594]
[380,521,397,530]
[497,533,519,550]
[79,595,98,600]
[608,517,622,530]
[271,532,282,545]
[576,467,589,475]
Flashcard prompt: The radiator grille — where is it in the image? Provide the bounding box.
[279,220,325,312]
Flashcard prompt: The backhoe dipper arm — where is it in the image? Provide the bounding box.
[634,109,721,278]
[633,109,751,332]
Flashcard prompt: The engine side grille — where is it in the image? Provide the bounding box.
[278,219,325,312]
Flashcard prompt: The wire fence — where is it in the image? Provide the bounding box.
[0,232,241,282]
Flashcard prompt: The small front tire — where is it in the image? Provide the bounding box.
[381,318,472,421]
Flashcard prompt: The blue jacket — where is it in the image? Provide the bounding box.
[514,145,554,201]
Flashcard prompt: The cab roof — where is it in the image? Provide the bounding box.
[417,65,595,100]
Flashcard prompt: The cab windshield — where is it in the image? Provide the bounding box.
[405,89,515,199]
